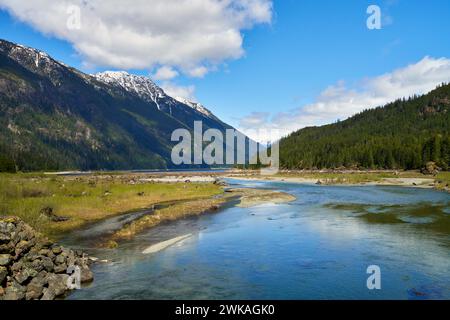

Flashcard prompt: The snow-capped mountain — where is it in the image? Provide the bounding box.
[174,97,220,121]
[0,38,246,171]
[0,39,222,122]
[93,71,174,111]
[93,71,220,122]
[0,40,75,86]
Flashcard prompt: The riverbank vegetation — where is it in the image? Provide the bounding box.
[0,173,223,238]
[229,170,449,192]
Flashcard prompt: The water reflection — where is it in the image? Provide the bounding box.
[66,179,450,300]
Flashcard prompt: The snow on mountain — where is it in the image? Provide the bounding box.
[0,39,222,123]
[93,71,176,111]
[94,71,220,121]
[0,40,72,86]
[174,97,220,121]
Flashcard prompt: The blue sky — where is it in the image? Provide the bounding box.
[1,0,449,140]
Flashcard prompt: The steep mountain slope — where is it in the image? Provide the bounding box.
[92,70,229,130]
[174,97,221,122]
[0,39,235,171]
[279,84,450,170]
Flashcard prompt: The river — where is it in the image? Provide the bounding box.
[64,178,450,300]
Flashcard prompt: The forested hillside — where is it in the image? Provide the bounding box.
[0,39,237,172]
[279,83,450,170]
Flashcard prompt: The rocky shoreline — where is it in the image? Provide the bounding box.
[0,216,93,300]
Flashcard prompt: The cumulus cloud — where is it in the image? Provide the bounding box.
[152,66,179,81]
[185,66,209,78]
[161,82,197,102]
[0,0,272,76]
[238,56,450,143]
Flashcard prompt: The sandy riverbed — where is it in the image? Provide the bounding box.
[224,175,436,188]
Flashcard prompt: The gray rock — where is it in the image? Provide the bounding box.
[54,263,67,274]
[0,232,10,243]
[0,266,7,284]
[0,217,93,300]
[0,254,11,266]
[52,246,62,255]
[46,274,68,297]
[15,239,34,257]
[41,287,56,300]
[25,276,46,300]
[10,260,23,272]
[80,266,94,283]
[3,281,26,300]
[0,242,14,254]
[41,257,54,272]
[55,254,66,265]
[14,267,38,285]
[30,259,45,272]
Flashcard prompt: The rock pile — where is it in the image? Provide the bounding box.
[0,216,93,300]
[421,161,441,175]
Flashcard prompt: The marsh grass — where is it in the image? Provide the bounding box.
[435,171,450,190]
[0,173,222,238]
[111,197,226,241]
[275,171,417,184]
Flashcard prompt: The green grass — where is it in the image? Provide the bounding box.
[274,171,416,184]
[0,173,222,238]
[435,171,450,190]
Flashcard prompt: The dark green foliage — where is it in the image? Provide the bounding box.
[280,83,450,170]
[0,40,235,171]
[0,154,16,172]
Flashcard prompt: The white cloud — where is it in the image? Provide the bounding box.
[152,66,179,81]
[0,0,272,77]
[238,56,450,143]
[185,66,209,78]
[161,82,197,102]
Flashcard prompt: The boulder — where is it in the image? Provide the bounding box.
[54,263,67,274]
[421,161,441,175]
[55,254,66,265]
[41,257,54,272]
[80,266,94,283]
[39,207,70,222]
[0,254,11,266]
[14,267,38,285]
[0,216,94,300]
[25,276,46,300]
[51,246,62,255]
[45,274,69,297]
[0,266,7,284]
[3,280,26,300]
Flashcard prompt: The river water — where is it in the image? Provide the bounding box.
[65,179,450,300]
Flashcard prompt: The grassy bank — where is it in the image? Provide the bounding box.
[275,171,428,183]
[435,171,450,191]
[229,170,449,191]
[110,197,228,243]
[109,187,296,244]
[0,173,223,238]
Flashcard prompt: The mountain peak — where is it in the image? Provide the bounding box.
[0,39,223,122]
[93,71,169,110]
[174,97,218,120]
[0,38,74,85]
[94,71,220,120]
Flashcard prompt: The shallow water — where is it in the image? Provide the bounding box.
[65,179,450,300]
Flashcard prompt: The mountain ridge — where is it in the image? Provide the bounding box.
[279,83,450,170]
[0,39,239,172]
